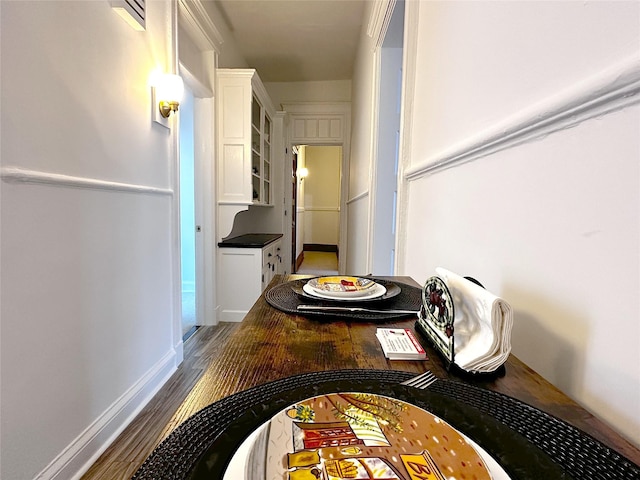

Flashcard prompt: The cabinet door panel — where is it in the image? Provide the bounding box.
[221,145,250,201]
[222,85,246,138]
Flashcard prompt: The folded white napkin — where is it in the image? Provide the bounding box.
[436,267,513,373]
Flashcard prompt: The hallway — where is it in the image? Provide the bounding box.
[296,251,338,275]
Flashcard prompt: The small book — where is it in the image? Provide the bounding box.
[376,328,427,360]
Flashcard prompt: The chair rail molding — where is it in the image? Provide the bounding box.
[404,54,640,181]
[0,166,173,196]
[347,190,369,205]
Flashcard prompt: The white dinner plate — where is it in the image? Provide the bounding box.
[306,276,378,298]
[302,282,387,301]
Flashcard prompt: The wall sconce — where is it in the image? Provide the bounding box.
[152,73,184,127]
[298,167,309,180]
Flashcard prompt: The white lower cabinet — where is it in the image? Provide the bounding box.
[217,237,282,322]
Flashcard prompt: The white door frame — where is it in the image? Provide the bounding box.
[175,0,223,348]
[392,0,419,275]
[289,144,344,272]
[281,103,351,275]
[369,45,403,276]
[179,62,217,328]
[367,0,418,276]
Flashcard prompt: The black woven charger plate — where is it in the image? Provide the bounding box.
[265,278,422,320]
[132,370,640,480]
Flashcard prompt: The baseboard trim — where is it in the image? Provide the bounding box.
[35,349,178,480]
[218,309,248,322]
[304,207,340,212]
[296,251,305,270]
[303,244,338,253]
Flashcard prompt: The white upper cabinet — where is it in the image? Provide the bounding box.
[217,69,276,238]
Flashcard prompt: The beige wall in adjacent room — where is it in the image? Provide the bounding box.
[303,146,342,247]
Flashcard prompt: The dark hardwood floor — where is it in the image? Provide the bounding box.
[80,322,240,480]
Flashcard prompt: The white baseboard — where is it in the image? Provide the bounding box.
[210,304,222,326]
[34,349,178,480]
[174,338,184,364]
[218,309,248,322]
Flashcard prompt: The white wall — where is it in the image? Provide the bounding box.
[0,2,178,479]
[398,0,640,447]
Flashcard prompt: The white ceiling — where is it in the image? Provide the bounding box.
[212,0,367,83]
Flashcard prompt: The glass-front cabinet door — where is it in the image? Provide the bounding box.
[251,95,261,202]
[251,94,272,205]
[263,114,271,204]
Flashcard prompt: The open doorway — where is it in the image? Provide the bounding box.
[177,69,215,340]
[292,145,341,275]
[291,147,298,273]
[179,87,198,341]
[370,0,404,275]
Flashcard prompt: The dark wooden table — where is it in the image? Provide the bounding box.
[171,274,640,467]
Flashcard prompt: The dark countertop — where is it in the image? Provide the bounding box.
[217,233,283,248]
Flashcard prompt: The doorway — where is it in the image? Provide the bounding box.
[179,87,198,340]
[292,145,341,275]
[370,0,404,275]
[291,147,298,273]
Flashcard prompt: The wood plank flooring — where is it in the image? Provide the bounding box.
[80,322,240,480]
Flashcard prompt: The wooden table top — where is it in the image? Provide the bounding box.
[176,274,640,466]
